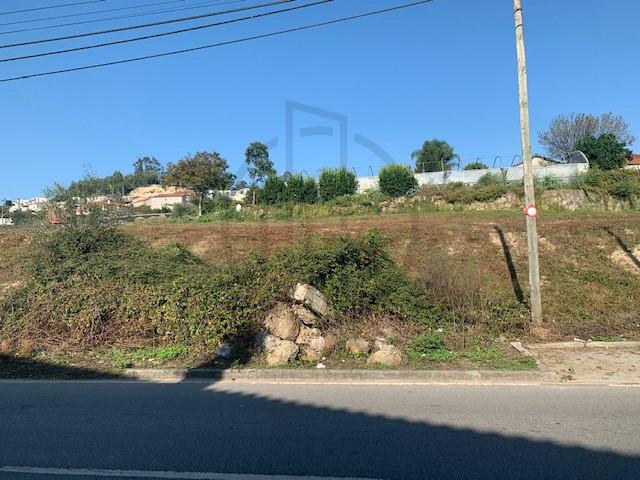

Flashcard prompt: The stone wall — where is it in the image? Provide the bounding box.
[541,190,637,211]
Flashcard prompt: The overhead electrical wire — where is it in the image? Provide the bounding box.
[0,1,107,17]
[0,0,434,83]
[0,1,250,34]
[1,0,198,27]
[0,0,334,63]
[1,0,296,48]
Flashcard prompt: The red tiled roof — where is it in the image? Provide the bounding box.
[627,154,640,166]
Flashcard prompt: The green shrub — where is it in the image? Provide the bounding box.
[405,333,456,362]
[433,181,512,204]
[378,164,418,198]
[570,168,640,200]
[202,193,232,214]
[536,176,564,190]
[286,175,318,204]
[172,203,198,218]
[409,332,445,351]
[267,231,440,324]
[464,162,489,170]
[134,205,155,214]
[476,172,506,187]
[318,167,358,201]
[9,210,44,226]
[258,175,287,205]
[575,134,632,170]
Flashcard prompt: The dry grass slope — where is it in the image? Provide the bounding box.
[1,210,638,340]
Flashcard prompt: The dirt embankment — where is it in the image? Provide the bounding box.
[1,211,639,339]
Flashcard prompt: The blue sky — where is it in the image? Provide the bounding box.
[0,0,638,199]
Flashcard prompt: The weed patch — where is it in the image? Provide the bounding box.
[0,220,442,354]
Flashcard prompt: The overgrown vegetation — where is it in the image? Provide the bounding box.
[176,168,640,224]
[404,332,536,369]
[0,218,441,354]
[569,168,640,200]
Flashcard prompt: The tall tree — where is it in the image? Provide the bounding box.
[574,134,632,170]
[538,113,636,160]
[412,140,457,172]
[245,142,275,185]
[163,152,235,216]
[133,156,162,176]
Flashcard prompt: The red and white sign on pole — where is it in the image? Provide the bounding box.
[524,205,538,218]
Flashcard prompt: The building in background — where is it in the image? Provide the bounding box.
[624,154,640,170]
[130,188,194,211]
[9,197,49,213]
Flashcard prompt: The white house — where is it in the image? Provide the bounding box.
[9,197,48,213]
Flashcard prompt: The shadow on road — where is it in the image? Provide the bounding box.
[1,357,639,479]
[0,354,121,380]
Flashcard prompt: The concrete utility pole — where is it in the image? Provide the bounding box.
[513,0,542,325]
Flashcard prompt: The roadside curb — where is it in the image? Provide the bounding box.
[121,368,560,385]
[526,341,640,349]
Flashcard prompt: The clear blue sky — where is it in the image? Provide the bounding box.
[1,0,638,199]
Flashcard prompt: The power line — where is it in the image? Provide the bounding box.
[1,0,192,27]
[0,0,333,63]
[0,1,248,34]
[0,1,107,17]
[1,0,296,48]
[0,0,434,83]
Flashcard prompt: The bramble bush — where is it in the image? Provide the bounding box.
[267,231,441,325]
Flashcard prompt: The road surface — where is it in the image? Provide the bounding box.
[1,381,639,479]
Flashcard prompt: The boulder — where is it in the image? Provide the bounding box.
[296,326,336,361]
[294,304,318,326]
[367,345,404,366]
[373,337,389,351]
[255,331,282,352]
[292,284,328,316]
[296,325,323,345]
[265,340,299,366]
[307,335,329,355]
[323,332,338,353]
[346,338,370,355]
[300,345,323,362]
[264,302,300,340]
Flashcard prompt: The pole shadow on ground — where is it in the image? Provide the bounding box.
[493,226,526,304]
[604,227,640,270]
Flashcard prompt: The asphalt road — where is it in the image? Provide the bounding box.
[1,381,639,480]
